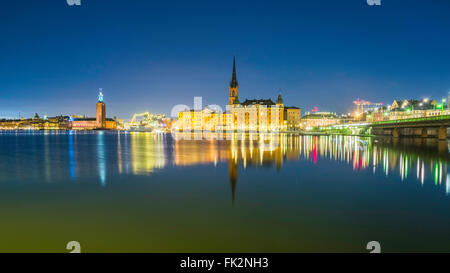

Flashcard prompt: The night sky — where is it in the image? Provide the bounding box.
[1,0,449,119]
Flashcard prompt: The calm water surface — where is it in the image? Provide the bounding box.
[0,131,449,252]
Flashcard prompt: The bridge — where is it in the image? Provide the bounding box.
[370,115,450,140]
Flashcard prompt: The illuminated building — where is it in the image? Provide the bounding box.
[284,106,301,130]
[177,110,193,131]
[230,96,285,132]
[69,90,117,130]
[0,115,70,130]
[366,98,450,122]
[301,112,341,129]
[96,91,106,128]
[177,57,301,132]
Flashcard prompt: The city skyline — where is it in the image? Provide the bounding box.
[1,0,450,256]
[1,0,450,119]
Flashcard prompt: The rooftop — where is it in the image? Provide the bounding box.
[241,99,276,106]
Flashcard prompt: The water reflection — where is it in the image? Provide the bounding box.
[97,131,106,186]
[0,131,448,252]
[447,174,450,195]
[0,131,448,198]
[44,132,51,182]
[128,132,166,174]
[68,131,75,181]
[172,133,450,198]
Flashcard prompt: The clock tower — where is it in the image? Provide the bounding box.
[96,89,106,129]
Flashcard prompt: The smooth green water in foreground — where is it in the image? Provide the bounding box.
[0,131,449,252]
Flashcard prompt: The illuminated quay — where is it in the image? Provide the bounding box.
[0,90,117,131]
[1,63,450,138]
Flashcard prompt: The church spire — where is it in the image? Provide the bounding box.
[229,56,239,105]
[230,56,238,88]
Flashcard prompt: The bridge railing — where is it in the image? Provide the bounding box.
[371,115,450,125]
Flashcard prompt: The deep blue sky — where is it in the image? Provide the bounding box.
[1,0,449,119]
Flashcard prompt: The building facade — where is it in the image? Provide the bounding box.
[177,58,301,132]
[70,91,117,130]
[0,115,70,130]
[284,106,301,130]
[301,112,341,129]
[366,98,449,122]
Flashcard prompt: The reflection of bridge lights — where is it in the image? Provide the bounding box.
[383,150,389,176]
[417,158,420,181]
[169,133,449,194]
[447,174,450,195]
[421,162,425,185]
[433,162,442,186]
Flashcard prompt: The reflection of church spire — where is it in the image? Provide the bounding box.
[276,161,282,173]
[228,160,238,205]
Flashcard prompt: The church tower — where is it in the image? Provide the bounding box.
[96,89,106,129]
[229,56,239,105]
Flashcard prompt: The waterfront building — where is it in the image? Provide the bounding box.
[229,96,285,132]
[301,112,341,129]
[177,110,194,131]
[366,98,449,122]
[176,57,301,132]
[388,108,412,120]
[96,94,106,128]
[69,91,117,130]
[0,115,70,130]
[365,107,388,122]
[390,99,438,111]
[284,106,301,130]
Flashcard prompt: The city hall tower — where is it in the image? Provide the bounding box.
[96,89,106,129]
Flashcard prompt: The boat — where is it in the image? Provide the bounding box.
[128,126,154,132]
